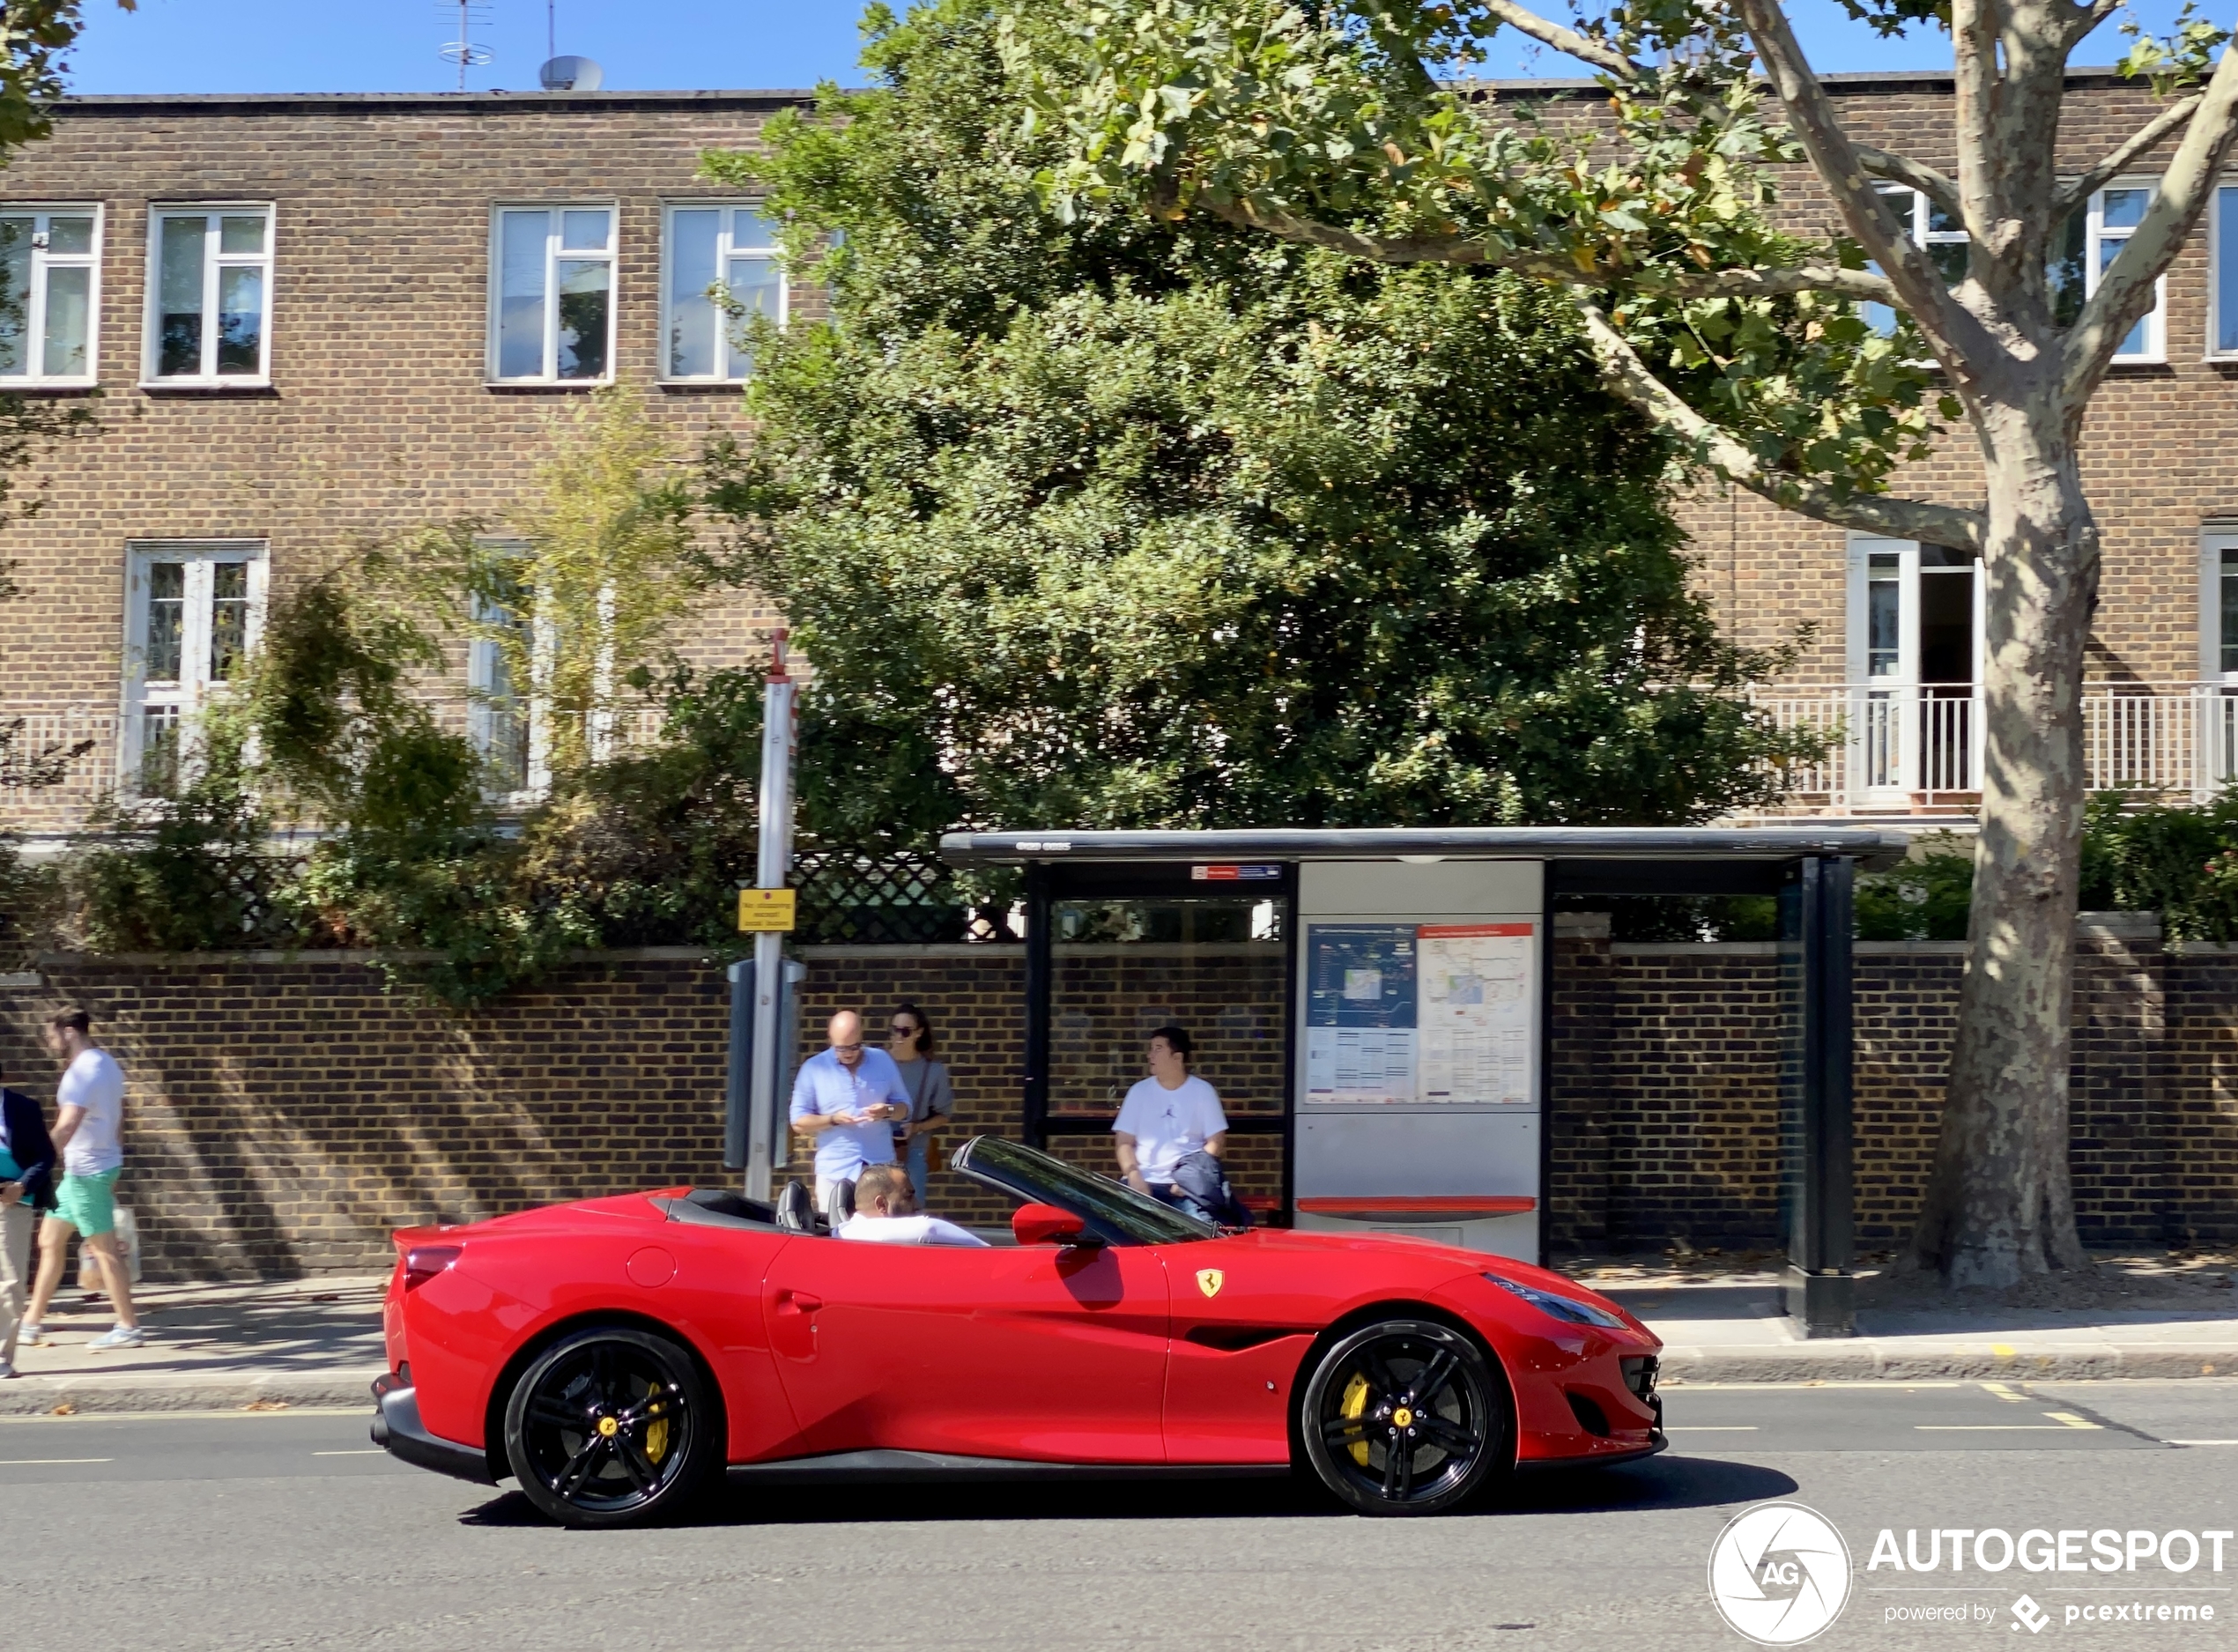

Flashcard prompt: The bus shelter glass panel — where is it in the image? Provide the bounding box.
[1045,893,1288,1212]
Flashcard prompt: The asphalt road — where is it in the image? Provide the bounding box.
[0,1382,2233,1651]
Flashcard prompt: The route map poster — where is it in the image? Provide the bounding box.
[1416,922,1536,1105]
[1303,921,1536,1105]
[1303,924,1418,1104]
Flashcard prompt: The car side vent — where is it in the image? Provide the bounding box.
[1566,1390,1612,1437]
[1619,1355,1658,1401]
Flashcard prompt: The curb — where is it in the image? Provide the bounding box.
[1659,1345,2238,1383]
[0,1369,382,1416]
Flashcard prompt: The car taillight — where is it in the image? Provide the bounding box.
[403,1245,461,1291]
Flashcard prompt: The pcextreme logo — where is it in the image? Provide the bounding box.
[1708,1502,1855,1646]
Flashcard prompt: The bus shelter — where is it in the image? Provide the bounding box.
[937,826,1908,1337]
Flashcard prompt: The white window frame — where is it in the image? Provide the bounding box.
[119,540,268,795]
[1845,536,1984,687]
[2086,179,2167,365]
[2206,181,2238,360]
[0,203,101,388]
[2198,527,2238,681]
[142,204,275,387]
[485,204,618,386]
[1860,185,1968,337]
[659,202,788,382]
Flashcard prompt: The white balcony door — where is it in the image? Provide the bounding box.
[1846,537,1982,799]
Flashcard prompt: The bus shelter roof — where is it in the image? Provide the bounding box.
[938,825,1909,870]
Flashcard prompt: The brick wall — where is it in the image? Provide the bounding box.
[5,922,2236,1278]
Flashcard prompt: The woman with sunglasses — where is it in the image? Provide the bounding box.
[885,1003,953,1206]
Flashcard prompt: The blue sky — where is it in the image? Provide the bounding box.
[64,0,2178,96]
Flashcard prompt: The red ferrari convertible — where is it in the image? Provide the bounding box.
[372,1137,1663,1525]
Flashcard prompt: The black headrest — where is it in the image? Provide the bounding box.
[775,1180,814,1233]
[830,1177,857,1221]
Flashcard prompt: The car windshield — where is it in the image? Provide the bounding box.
[952,1136,1217,1246]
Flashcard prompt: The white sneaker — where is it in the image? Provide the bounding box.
[0,1357,15,1378]
[85,1325,145,1352]
[16,1322,42,1346]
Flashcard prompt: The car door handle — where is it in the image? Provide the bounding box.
[776,1291,823,1315]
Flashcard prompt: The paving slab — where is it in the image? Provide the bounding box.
[1604,1278,2238,1383]
[0,1275,387,1415]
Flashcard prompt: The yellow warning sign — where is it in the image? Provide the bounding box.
[737,888,797,932]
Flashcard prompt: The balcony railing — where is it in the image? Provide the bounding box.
[0,696,674,830]
[1751,682,2238,813]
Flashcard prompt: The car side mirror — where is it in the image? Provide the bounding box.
[1012,1203,1095,1248]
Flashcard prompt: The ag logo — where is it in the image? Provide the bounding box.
[1707,1501,1852,1646]
[1196,1269,1223,1299]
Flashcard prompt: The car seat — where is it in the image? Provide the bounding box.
[829,1177,856,1222]
[775,1180,815,1233]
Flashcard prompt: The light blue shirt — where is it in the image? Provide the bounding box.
[789,1046,908,1181]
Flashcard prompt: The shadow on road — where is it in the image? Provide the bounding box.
[456,1453,1796,1530]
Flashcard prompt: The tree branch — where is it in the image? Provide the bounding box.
[2055,93,2205,216]
[2064,45,2238,406]
[1856,145,1962,219]
[1734,0,1987,372]
[1575,300,1986,550]
[1477,0,1645,81]
[1195,196,1899,300]
[2065,0,2126,49]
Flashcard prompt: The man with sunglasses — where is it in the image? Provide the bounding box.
[789,1010,911,1216]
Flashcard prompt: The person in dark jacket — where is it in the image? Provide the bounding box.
[0,1073,57,1378]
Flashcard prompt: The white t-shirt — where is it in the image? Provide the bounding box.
[837,1214,989,1248]
[57,1048,124,1177]
[1114,1074,1227,1186]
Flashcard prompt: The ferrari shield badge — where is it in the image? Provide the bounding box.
[1196,1269,1224,1299]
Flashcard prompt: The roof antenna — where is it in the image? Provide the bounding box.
[437,0,493,92]
[548,0,557,63]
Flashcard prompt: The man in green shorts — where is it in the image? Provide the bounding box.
[21,1009,141,1351]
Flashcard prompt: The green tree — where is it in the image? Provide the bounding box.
[1010,0,2238,1286]
[700,0,1816,841]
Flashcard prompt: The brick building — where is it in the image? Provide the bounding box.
[1632,69,2238,818]
[0,88,811,841]
[4,73,2234,836]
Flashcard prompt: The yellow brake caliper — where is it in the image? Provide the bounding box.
[1339,1373,1371,1466]
[643,1389,671,1463]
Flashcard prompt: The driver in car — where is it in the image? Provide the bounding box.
[836,1164,989,1248]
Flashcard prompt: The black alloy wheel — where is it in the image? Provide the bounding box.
[503,1326,715,1528]
[1299,1318,1510,1516]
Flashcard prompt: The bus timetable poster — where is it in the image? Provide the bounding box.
[1303,921,1536,1105]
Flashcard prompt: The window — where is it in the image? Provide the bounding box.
[2086,184,2164,361]
[2209,183,2238,358]
[1863,184,2162,361]
[1861,186,1968,335]
[1848,537,1980,687]
[489,206,614,383]
[145,206,272,384]
[662,204,785,380]
[0,205,99,385]
[122,542,266,795]
[2197,530,2238,679]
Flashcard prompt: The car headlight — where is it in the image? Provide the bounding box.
[1486,1273,1629,1330]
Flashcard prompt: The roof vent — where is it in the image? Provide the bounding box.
[538,55,603,91]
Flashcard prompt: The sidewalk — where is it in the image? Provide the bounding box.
[0,1276,388,1415]
[1603,1277,2238,1383]
[0,1266,2233,1416]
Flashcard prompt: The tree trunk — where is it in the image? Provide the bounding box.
[1908,394,2096,1286]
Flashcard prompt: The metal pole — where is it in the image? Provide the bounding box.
[723,958,753,1171]
[1022,863,1052,1149]
[746,632,797,1201]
